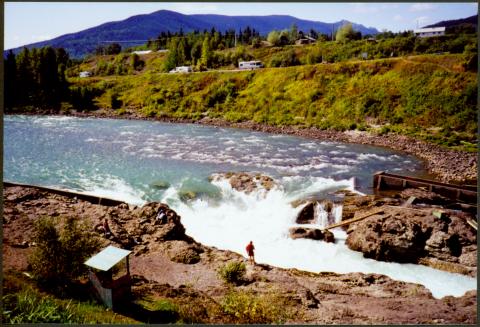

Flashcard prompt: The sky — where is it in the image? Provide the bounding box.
[4,2,478,49]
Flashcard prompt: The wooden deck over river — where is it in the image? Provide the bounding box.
[373,172,477,204]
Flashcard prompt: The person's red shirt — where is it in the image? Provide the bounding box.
[246,242,254,256]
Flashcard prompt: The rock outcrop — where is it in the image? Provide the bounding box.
[346,205,477,276]
[209,172,277,194]
[289,227,335,242]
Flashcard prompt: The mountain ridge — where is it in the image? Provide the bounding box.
[6,9,378,58]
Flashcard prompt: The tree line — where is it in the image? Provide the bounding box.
[5,47,70,109]
[5,46,102,112]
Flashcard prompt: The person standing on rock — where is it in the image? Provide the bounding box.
[246,241,255,265]
[103,218,112,238]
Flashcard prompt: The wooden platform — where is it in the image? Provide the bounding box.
[373,172,477,204]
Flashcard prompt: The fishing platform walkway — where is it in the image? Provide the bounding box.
[373,172,477,205]
[3,181,126,207]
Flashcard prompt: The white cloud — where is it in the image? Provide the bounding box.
[414,16,431,26]
[170,3,219,15]
[410,3,436,12]
[393,15,403,22]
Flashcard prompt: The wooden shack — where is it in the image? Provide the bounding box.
[84,245,132,309]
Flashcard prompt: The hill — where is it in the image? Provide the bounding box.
[424,15,477,29]
[61,52,476,152]
[6,9,378,58]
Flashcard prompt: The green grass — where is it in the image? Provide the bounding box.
[221,288,296,324]
[2,272,139,324]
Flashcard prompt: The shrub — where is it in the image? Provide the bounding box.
[29,216,100,291]
[221,289,293,324]
[218,261,246,284]
[109,91,122,109]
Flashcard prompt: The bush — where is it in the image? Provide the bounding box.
[218,261,246,284]
[221,289,293,324]
[29,216,100,291]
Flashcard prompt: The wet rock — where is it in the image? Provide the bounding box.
[178,190,197,201]
[346,205,476,274]
[150,181,171,189]
[346,211,427,263]
[210,172,277,194]
[289,227,334,243]
[296,203,315,224]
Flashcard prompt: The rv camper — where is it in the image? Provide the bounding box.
[239,61,263,70]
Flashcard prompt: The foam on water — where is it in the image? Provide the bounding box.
[164,176,476,299]
[75,175,146,206]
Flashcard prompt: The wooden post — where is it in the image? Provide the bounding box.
[376,176,382,190]
[126,255,130,275]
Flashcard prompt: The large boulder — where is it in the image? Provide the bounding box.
[346,206,477,269]
[210,172,277,194]
[163,240,204,264]
[294,200,336,225]
[296,203,315,224]
[289,227,334,243]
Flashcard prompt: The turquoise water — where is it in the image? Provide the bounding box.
[4,115,427,203]
[4,115,476,298]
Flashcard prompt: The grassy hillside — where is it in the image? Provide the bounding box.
[66,53,477,151]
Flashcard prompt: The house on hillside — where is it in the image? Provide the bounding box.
[295,35,316,45]
[413,27,446,38]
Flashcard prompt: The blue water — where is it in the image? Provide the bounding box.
[4,115,476,298]
[4,115,427,202]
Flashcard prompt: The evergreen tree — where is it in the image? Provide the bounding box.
[15,47,35,105]
[4,50,17,110]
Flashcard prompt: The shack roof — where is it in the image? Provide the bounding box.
[84,245,131,271]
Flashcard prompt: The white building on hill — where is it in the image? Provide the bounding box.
[413,27,446,38]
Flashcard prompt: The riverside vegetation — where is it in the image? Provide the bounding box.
[4,27,477,151]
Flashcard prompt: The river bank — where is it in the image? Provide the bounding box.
[3,184,477,324]
[8,109,477,185]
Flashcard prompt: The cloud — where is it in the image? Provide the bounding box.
[393,15,403,22]
[414,16,431,26]
[170,3,219,14]
[410,3,436,12]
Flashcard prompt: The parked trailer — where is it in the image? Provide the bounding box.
[373,171,477,204]
[169,66,192,73]
[239,61,264,70]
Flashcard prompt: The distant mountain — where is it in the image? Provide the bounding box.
[6,9,378,58]
[424,14,477,29]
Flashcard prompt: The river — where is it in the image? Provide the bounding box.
[3,115,476,298]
